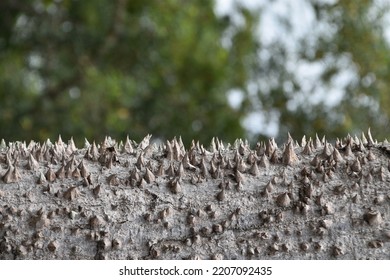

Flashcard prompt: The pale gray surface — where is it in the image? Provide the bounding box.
[0,133,389,259]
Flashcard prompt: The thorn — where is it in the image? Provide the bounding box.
[367,128,375,146]
[259,154,270,169]
[282,142,299,166]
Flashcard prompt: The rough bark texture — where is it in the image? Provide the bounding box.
[0,132,389,260]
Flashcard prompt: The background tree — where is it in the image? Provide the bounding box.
[0,0,255,145]
[246,0,390,142]
[0,0,389,146]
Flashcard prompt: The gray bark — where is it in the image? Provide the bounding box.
[0,133,389,260]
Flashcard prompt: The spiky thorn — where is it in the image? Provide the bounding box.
[124,136,134,154]
[210,137,217,152]
[301,135,307,147]
[84,138,91,149]
[139,134,152,150]
[144,168,155,184]
[66,137,77,155]
[2,165,20,183]
[26,154,39,170]
[302,140,312,155]
[367,128,375,147]
[312,134,320,149]
[265,138,277,157]
[283,141,299,166]
[321,140,333,158]
[182,153,196,171]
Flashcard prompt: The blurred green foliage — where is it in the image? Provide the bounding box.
[0,0,389,146]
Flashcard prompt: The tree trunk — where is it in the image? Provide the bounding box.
[0,133,389,260]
